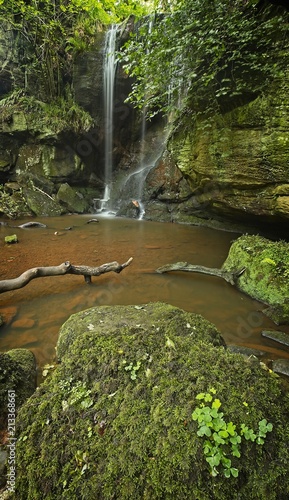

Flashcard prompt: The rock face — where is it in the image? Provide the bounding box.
[167,76,289,225]
[15,303,289,499]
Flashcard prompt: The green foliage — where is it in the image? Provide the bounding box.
[0,89,94,134]
[121,0,289,120]
[59,377,94,411]
[123,359,142,380]
[0,0,149,101]
[192,389,273,478]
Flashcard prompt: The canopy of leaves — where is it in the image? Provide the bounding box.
[0,0,150,99]
[121,0,289,120]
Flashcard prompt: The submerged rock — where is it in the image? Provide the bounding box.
[15,303,289,500]
[222,235,289,324]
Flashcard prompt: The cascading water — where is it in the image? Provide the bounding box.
[100,24,118,212]
[123,19,156,220]
[115,122,169,219]
[98,18,170,220]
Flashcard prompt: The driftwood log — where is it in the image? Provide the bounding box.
[0,258,133,293]
[156,261,246,286]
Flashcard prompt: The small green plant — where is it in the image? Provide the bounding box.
[123,360,142,380]
[59,378,93,411]
[192,388,273,478]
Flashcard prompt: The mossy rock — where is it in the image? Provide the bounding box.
[4,235,18,244]
[222,235,289,324]
[23,188,64,217]
[0,349,36,431]
[56,183,89,214]
[15,303,289,499]
[56,302,225,360]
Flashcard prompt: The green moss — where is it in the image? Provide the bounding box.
[23,188,64,217]
[56,183,89,213]
[0,349,36,430]
[14,303,289,499]
[4,234,18,244]
[223,235,289,323]
[0,91,94,136]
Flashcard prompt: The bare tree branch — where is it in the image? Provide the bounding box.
[0,258,133,293]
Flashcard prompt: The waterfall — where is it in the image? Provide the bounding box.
[116,122,169,219]
[97,18,169,220]
[100,24,118,212]
[131,19,154,220]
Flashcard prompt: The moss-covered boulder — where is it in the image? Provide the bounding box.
[0,349,36,431]
[56,183,90,213]
[15,303,289,499]
[22,188,64,217]
[223,235,289,324]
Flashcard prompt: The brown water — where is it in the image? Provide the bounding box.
[0,215,289,377]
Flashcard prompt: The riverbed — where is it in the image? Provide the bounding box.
[0,215,288,377]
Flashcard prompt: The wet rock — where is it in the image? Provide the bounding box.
[227,345,265,357]
[261,330,289,347]
[0,307,18,326]
[272,359,289,377]
[168,74,289,225]
[17,222,46,229]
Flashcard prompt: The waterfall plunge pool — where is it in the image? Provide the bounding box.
[0,214,288,378]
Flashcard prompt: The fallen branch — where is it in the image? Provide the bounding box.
[156,261,245,286]
[0,258,133,293]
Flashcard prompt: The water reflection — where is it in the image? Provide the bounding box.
[0,215,288,372]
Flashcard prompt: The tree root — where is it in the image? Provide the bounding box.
[156,261,246,285]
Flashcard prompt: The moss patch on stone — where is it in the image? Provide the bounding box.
[15,303,289,499]
[0,349,36,431]
[56,183,90,213]
[23,188,64,217]
[222,235,289,324]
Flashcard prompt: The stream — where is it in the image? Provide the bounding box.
[0,214,289,378]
